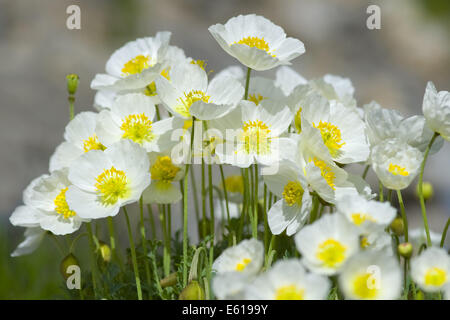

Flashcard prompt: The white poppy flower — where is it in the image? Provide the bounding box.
[263,160,312,236]
[301,97,369,164]
[208,14,305,71]
[422,81,450,140]
[336,193,396,234]
[411,247,450,293]
[210,100,294,168]
[359,231,395,256]
[11,227,46,257]
[409,228,443,253]
[49,112,105,172]
[371,138,423,190]
[91,32,171,91]
[295,213,360,275]
[245,259,330,300]
[96,93,175,153]
[212,272,252,300]
[339,250,402,300]
[274,66,307,96]
[10,169,86,235]
[364,101,443,155]
[66,140,150,219]
[156,62,244,120]
[142,153,184,204]
[212,238,264,276]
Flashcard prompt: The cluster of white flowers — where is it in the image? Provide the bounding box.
[9,14,450,300]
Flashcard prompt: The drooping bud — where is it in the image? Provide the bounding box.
[160,272,178,288]
[398,242,413,259]
[415,182,434,201]
[179,280,205,300]
[99,241,111,263]
[60,253,79,280]
[66,74,80,95]
[390,218,404,236]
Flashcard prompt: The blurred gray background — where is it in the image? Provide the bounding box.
[0,0,449,236]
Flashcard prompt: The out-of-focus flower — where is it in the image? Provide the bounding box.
[245,259,330,300]
[142,152,184,204]
[295,214,359,275]
[10,169,87,235]
[422,81,450,140]
[274,66,307,96]
[208,14,305,71]
[66,140,150,219]
[212,272,252,300]
[371,138,423,190]
[212,238,264,276]
[411,247,450,293]
[339,250,402,300]
[11,227,46,257]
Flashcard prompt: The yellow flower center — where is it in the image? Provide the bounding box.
[241,120,271,155]
[360,236,370,248]
[294,107,302,133]
[224,175,244,194]
[150,156,180,183]
[351,213,377,226]
[122,55,152,76]
[316,238,347,267]
[248,93,266,105]
[144,69,171,97]
[54,187,76,219]
[310,157,336,190]
[388,163,409,176]
[424,267,447,287]
[83,135,106,152]
[352,273,379,299]
[313,121,345,157]
[120,113,154,144]
[282,181,304,206]
[176,90,210,117]
[235,258,251,272]
[275,285,304,300]
[190,59,207,70]
[95,167,129,206]
[234,36,275,57]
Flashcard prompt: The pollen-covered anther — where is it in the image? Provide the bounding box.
[120,113,154,144]
[122,55,152,76]
[313,121,345,157]
[95,167,129,206]
[150,156,180,183]
[282,181,304,206]
[234,36,276,57]
[54,187,76,219]
[241,120,271,155]
[83,135,106,152]
[388,163,409,176]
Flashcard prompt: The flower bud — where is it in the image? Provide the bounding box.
[390,218,404,236]
[99,241,111,263]
[66,74,79,95]
[398,242,413,259]
[160,272,178,288]
[60,253,79,280]
[415,290,425,300]
[415,182,433,201]
[179,280,205,300]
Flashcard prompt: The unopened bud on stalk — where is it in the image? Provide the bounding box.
[415,290,425,300]
[198,218,211,240]
[60,253,79,280]
[160,272,178,288]
[99,241,111,263]
[390,218,404,236]
[398,242,413,259]
[66,74,80,95]
[415,182,434,201]
[179,280,205,300]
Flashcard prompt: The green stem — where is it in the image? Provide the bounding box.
[397,190,408,242]
[362,164,370,179]
[219,165,231,225]
[86,222,98,298]
[244,67,251,99]
[208,162,215,286]
[190,166,200,226]
[147,204,156,240]
[252,164,259,239]
[418,132,439,246]
[263,184,269,251]
[182,117,196,287]
[69,232,87,254]
[309,195,320,223]
[123,207,143,300]
[440,218,450,248]
[139,197,152,289]
[159,204,170,277]
[379,182,384,202]
[69,96,75,121]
